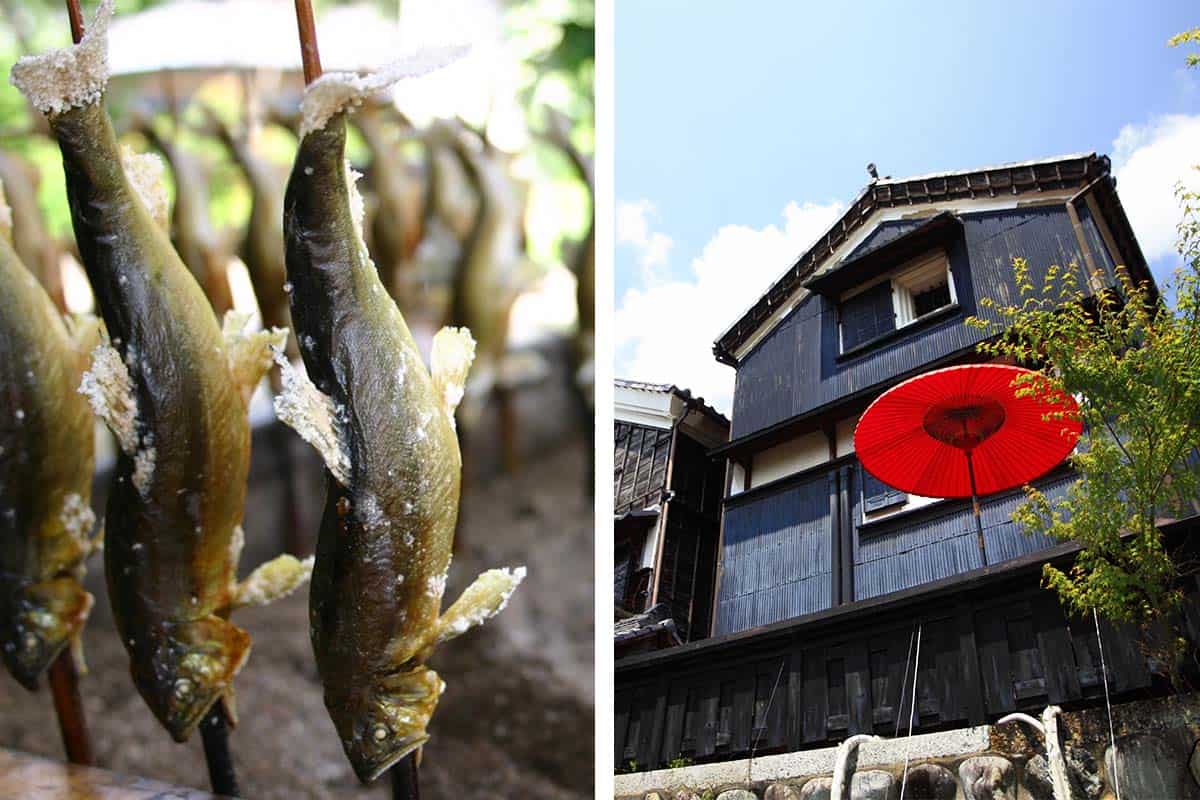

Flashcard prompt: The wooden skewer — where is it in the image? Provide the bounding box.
[391,754,420,800]
[289,2,419,797]
[49,4,94,767]
[47,649,94,766]
[64,0,83,43]
[292,0,322,85]
[199,704,241,797]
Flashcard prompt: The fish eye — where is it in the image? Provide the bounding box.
[371,723,389,742]
[173,678,194,700]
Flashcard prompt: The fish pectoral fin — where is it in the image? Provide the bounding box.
[70,634,87,676]
[435,567,526,645]
[78,341,139,455]
[220,690,239,728]
[271,349,351,485]
[222,311,289,405]
[430,326,476,423]
[231,554,314,608]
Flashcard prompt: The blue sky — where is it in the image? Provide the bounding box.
[614,1,1200,412]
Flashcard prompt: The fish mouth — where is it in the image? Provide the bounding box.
[349,733,429,784]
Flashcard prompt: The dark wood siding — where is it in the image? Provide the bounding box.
[854,472,1072,601]
[615,568,1200,771]
[715,474,832,636]
[659,434,725,641]
[731,205,1095,440]
[715,465,1072,637]
[615,421,673,514]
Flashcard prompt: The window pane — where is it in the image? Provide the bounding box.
[840,281,895,350]
[861,464,906,512]
[912,280,951,318]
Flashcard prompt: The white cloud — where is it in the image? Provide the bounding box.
[1111,114,1200,273]
[616,199,674,282]
[615,200,845,414]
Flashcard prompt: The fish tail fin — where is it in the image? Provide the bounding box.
[435,566,525,645]
[430,326,476,423]
[2,577,93,690]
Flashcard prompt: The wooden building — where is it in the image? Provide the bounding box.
[614,153,1200,772]
[614,380,729,656]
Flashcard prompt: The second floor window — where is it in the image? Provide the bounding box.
[861,464,907,513]
[838,250,956,353]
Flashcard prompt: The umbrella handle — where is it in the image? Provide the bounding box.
[965,449,986,562]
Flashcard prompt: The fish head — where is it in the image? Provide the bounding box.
[331,665,443,783]
[131,615,250,742]
[1,578,92,691]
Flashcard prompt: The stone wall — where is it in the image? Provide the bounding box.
[615,694,1200,800]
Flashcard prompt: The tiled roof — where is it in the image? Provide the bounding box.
[614,378,729,427]
[712,152,1113,365]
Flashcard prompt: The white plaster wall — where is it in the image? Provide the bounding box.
[729,462,746,496]
[751,431,828,488]
[835,416,858,457]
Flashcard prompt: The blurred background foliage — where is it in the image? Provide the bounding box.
[0,0,592,285]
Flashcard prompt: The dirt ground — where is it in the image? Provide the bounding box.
[0,435,594,799]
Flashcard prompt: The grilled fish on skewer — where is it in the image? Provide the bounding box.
[200,107,293,348]
[0,180,99,691]
[276,62,524,783]
[11,0,311,742]
[0,152,66,312]
[354,101,426,304]
[129,113,234,317]
[543,110,594,405]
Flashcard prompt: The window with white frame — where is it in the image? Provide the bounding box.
[838,249,956,353]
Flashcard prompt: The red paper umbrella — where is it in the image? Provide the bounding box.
[855,364,1081,548]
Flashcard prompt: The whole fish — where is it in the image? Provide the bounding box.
[443,126,544,412]
[543,111,594,398]
[201,107,292,346]
[0,152,65,312]
[276,65,524,783]
[353,101,426,303]
[11,0,310,742]
[0,179,99,690]
[131,116,234,317]
[424,124,477,246]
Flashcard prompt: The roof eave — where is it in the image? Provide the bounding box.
[713,152,1109,362]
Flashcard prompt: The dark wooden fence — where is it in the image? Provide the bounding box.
[615,540,1200,772]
